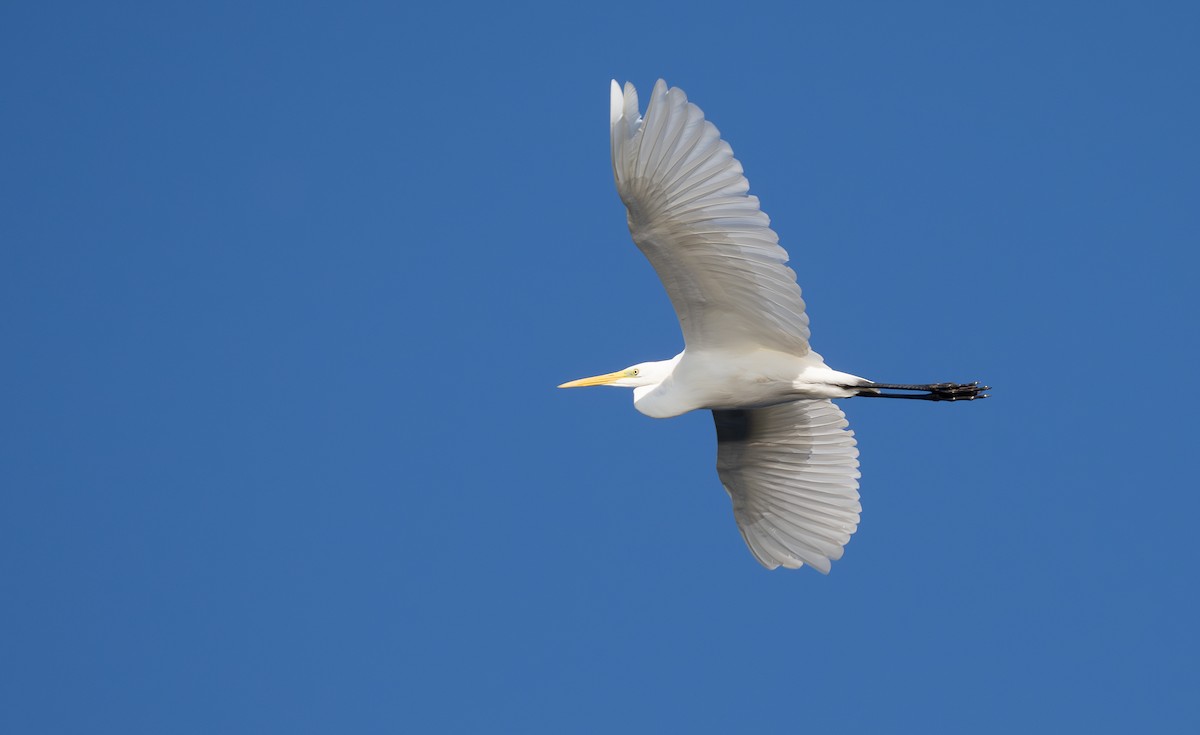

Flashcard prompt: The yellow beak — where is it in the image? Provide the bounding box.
[557,370,627,388]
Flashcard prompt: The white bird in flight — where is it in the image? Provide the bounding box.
[560,80,987,573]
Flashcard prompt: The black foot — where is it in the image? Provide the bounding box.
[857,381,991,401]
[925,381,990,401]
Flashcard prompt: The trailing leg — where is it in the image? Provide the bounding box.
[855,381,990,401]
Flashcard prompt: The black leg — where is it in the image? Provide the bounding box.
[855,381,990,402]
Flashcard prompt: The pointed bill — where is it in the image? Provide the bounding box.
[557,370,627,388]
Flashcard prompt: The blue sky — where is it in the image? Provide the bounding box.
[3,2,1198,732]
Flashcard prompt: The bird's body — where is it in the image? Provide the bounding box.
[628,349,866,419]
[560,79,986,572]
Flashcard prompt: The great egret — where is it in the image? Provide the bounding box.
[560,80,987,572]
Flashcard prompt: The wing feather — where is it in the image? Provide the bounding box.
[611,79,810,355]
[713,400,861,573]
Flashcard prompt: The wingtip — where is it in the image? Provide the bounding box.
[610,79,623,127]
[610,79,642,130]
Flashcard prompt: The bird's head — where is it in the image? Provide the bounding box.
[558,360,673,389]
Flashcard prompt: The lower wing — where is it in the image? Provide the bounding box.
[713,400,861,572]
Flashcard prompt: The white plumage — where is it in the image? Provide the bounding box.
[610,80,811,356]
[561,80,986,572]
[714,401,860,572]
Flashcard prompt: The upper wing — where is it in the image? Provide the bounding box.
[713,400,861,572]
[611,79,810,356]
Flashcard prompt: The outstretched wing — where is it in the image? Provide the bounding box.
[713,400,861,572]
[610,79,811,356]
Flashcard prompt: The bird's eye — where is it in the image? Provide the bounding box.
[631,369,640,376]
